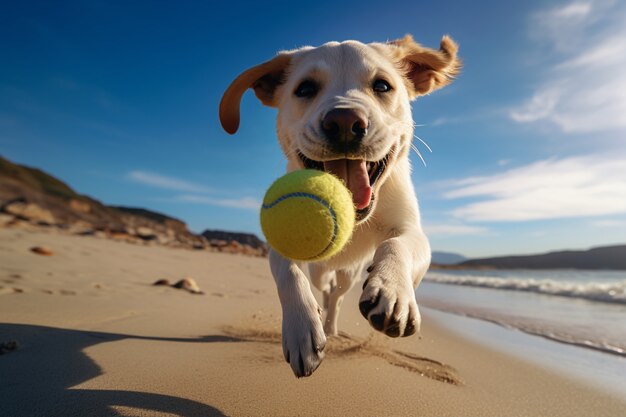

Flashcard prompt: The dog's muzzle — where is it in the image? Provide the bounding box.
[321,108,369,153]
[298,152,391,222]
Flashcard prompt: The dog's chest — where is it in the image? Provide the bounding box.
[324,218,395,269]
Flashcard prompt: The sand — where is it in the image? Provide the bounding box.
[1,227,625,417]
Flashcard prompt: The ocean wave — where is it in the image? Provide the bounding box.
[419,299,626,357]
[424,272,626,305]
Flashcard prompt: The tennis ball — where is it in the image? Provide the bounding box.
[260,169,355,261]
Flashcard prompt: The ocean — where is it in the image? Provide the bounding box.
[416,268,626,396]
[417,269,626,356]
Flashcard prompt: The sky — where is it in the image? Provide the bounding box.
[1,0,625,258]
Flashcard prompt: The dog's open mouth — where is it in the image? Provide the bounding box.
[298,151,391,219]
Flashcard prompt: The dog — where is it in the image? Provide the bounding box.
[219,34,460,377]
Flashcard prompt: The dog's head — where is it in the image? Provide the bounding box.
[220,35,460,222]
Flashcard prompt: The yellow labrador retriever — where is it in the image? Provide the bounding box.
[220,35,460,377]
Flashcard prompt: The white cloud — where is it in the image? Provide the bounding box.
[552,2,591,19]
[128,171,260,210]
[424,224,489,236]
[497,159,512,167]
[444,155,626,222]
[128,171,212,194]
[591,219,626,228]
[510,88,559,123]
[177,194,261,210]
[430,117,449,127]
[511,1,626,134]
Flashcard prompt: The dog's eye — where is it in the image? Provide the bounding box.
[294,80,319,98]
[373,79,392,93]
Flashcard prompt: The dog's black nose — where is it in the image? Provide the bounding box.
[321,108,368,144]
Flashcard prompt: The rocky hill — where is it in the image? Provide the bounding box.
[460,245,626,270]
[431,251,466,265]
[202,229,268,256]
[202,229,266,249]
[0,156,266,256]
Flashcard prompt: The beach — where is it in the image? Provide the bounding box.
[1,227,625,417]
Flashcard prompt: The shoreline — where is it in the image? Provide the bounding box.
[424,307,626,398]
[422,300,626,358]
[1,228,625,416]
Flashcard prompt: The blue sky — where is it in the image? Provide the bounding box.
[2,0,625,257]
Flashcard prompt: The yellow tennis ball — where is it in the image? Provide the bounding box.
[260,169,355,261]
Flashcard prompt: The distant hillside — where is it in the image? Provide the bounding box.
[112,206,184,225]
[1,156,125,229]
[0,155,204,248]
[0,156,80,200]
[461,245,626,270]
[202,229,266,250]
[431,251,466,265]
[0,155,268,256]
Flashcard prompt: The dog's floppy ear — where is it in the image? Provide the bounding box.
[219,53,292,134]
[389,34,461,99]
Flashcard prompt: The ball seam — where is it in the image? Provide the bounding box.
[262,192,338,260]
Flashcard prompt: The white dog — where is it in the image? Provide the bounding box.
[220,34,460,377]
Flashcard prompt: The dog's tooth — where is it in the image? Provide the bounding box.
[369,162,377,176]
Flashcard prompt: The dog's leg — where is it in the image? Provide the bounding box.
[324,269,358,336]
[358,229,430,337]
[323,278,336,310]
[269,250,327,377]
[308,263,336,310]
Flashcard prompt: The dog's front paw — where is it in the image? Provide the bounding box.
[282,301,327,378]
[359,264,420,337]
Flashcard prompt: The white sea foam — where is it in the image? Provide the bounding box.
[424,272,626,305]
[419,297,626,357]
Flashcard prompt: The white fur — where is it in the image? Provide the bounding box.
[220,36,460,377]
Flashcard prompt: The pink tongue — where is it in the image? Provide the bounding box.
[323,159,372,210]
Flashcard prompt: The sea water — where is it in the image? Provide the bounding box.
[416,269,626,395]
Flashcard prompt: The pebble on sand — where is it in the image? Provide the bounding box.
[173,277,204,295]
[30,246,54,256]
[152,277,204,294]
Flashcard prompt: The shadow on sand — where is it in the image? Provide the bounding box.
[0,323,235,417]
